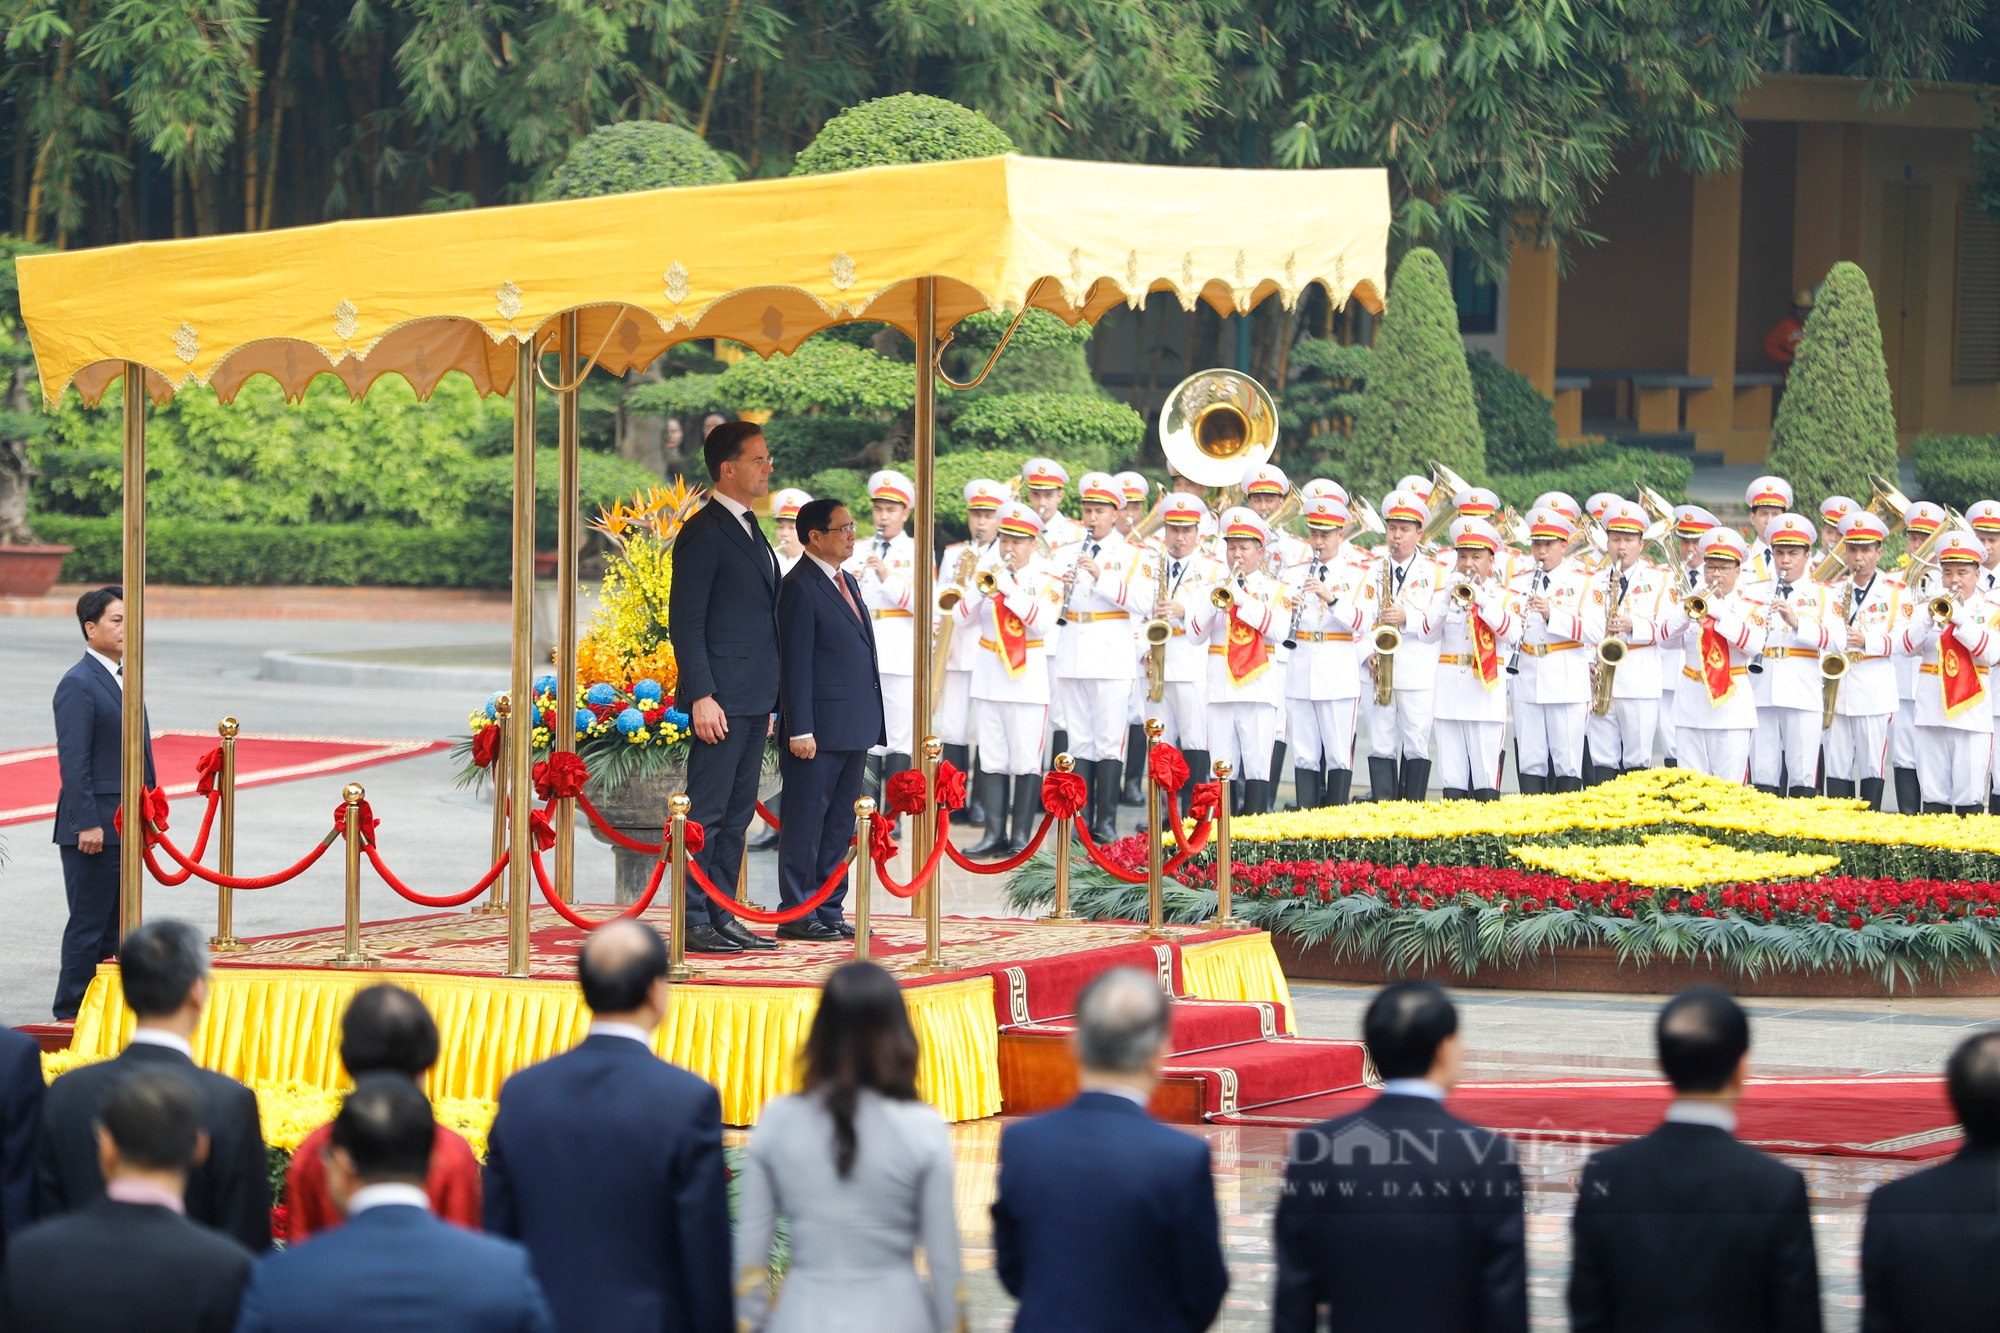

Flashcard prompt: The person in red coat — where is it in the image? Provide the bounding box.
[282,985,481,1240]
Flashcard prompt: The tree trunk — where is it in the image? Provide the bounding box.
[0,367,40,545]
[617,365,669,476]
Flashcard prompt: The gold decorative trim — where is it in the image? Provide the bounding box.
[333,300,359,343]
[830,252,857,291]
[1176,253,1198,312]
[173,322,199,364]
[496,281,523,322]
[663,262,690,304]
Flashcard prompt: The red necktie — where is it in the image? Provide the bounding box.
[836,573,863,622]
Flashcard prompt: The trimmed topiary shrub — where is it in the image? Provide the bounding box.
[1767,260,1900,518]
[790,94,1014,176]
[1912,435,2000,512]
[546,122,735,199]
[1346,248,1486,499]
[942,392,1141,476]
[1466,349,1564,473]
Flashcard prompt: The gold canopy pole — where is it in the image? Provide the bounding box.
[505,341,537,978]
[910,278,938,920]
[119,363,146,940]
[555,312,580,905]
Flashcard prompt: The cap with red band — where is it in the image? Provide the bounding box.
[1601,500,1647,536]
[868,469,914,506]
[771,488,812,521]
[1162,492,1208,527]
[1022,457,1069,491]
[963,478,1006,511]
[1699,529,1748,564]
[1078,472,1122,507]
[1765,513,1815,548]
[1529,506,1577,542]
[1382,489,1428,525]
[1220,507,1271,545]
[996,501,1043,538]
[1304,495,1349,530]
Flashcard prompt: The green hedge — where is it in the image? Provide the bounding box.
[941,392,1140,475]
[1912,436,2000,512]
[1490,442,1691,513]
[33,516,510,587]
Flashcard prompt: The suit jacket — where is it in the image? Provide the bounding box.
[51,655,156,846]
[484,1035,732,1333]
[234,1203,553,1333]
[1569,1120,1821,1333]
[0,1027,42,1259]
[1861,1141,2000,1332]
[668,500,780,717]
[2,1198,251,1333]
[992,1091,1228,1333]
[776,557,885,751]
[1274,1092,1527,1333]
[34,1042,271,1253]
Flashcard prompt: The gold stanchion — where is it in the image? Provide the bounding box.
[853,797,876,962]
[475,698,510,915]
[1143,718,1167,938]
[504,339,536,980]
[119,361,147,941]
[667,792,694,983]
[1212,758,1234,926]
[554,309,580,906]
[330,783,378,969]
[918,736,944,968]
[1047,754,1080,924]
[211,718,243,950]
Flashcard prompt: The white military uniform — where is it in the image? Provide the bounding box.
[1584,557,1677,772]
[1658,546,1708,764]
[1412,573,1520,794]
[846,527,918,756]
[934,534,999,748]
[954,557,1063,775]
[1746,569,1837,793]
[1150,543,1225,750]
[1825,567,1909,788]
[1364,548,1447,763]
[1896,589,2000,808]
[1189,568,1290,782]
[1663,584,1767,782]
[1284,552,1376,777]
[1052,528,1152,762]
[1509,556,1601,784]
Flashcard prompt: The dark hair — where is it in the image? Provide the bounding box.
[331,1075,435,1183]
[341,986,440,1079]
[1656,988,1750,1093]
[120,920,210,1019]
[1947,1030,2000,1146]
[76,585,122,638]
[1075,968,1169,1074]
[703,420,764,481]
[98,1069,203,1173]
[795,497,847,543]
[577,920,668,1013]
[1362,981,1458,1079]
[801,963,919,1178]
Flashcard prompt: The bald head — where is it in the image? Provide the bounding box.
[578,920,668,1017]
[1075,968,1169,1075]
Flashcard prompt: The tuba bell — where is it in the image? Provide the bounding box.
[1158,369,1280,488]
[1865,473,1912,536]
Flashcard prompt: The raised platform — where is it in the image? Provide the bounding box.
[70,909,1297,1125]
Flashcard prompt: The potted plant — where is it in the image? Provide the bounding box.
[0,239,69,599]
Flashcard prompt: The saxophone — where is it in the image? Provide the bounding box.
[1371,553,1399,706]
[930,544,980,701]
[1143,548,1172,702]
[1820,581,1854,730]
[1591,564,1627,717]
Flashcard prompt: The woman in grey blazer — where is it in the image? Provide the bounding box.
[736,963,963,1333]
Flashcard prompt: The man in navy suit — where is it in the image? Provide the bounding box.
[0,1024,44,1260]
[992,968,1229,1333]
[50,585,156,1019]
[235,1076,552,1333]
[1274,981,1527,1333]
[775,498,886,942]
[484,921,731,1333]
[668,423,781,956]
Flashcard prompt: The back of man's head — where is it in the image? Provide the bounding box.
[120,920,210,1019]
[341,985,440,1079]
[1656,988,1750,1093]
[1074,968,1169,1076]
[332,1075,435,1185]
[1947,1029,2000,1146]
[99,1069,203,1175]
[704,420,763,482]
[578,920,668,1015]
[1363,981,1458,1080]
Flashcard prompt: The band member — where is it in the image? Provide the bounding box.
[1284,495,1376,806]
[1509,507,1601,793]
[1743,475,1793,583]
[1893,503,1950,810]
[1533,491,1582,522]
[1363,489,1445,802]
[1823,512,1907,809]
[1970,502,2000,810]
[1189,509,1291,815]
[1456,487,1530,585]
[847,469,918,799]
[1585,500,1676,780]
[1662,529,1767,782]
[1115,472,1151,538]
[1746,513,1836,797]
[1021,457,1083,548]
[1242,463,1309,576]
[1895,532,2000,814]
[936,479,1007,827]
[1408,518,1520,801]
[958,502,1063,856]
[1054,472,1154,845]
[1819,495,1860,554]
[1147,494,1225,817]
[771,487,812,576]
[1660,506,1718,767]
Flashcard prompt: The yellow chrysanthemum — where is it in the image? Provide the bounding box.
[1508,834,1841,887]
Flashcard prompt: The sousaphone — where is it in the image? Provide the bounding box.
[1159,368,1280,489]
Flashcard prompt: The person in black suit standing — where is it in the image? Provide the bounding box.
[50,585,156,1020]
[35,920,271,1253]
[1568,988,1821,1333]
[1860,1028,2000,1332]
[1273,981,1526,1333]
[668,422,781,956]
[774,498,886,942]
[4,1070,251,1333]
[0,1024,44,1260]
[484,921,732,1333]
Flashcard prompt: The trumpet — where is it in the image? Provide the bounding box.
[1211,582,1238,610]
[1931,595,1959,627]
[1684,592,1710,620]
[1450,580,1478,608]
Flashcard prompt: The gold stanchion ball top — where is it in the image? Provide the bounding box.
[855,796,877,817]
[494,693,513,718]
[1054,753,1075,772]
[342,782,365,805]
[669,793,692,816]
[1213,760,1233,779]
[1144,717,1165,740]
[921,735,944,760]
[218,717,239,739]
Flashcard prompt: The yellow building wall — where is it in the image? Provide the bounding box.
[1556,149,1693,375]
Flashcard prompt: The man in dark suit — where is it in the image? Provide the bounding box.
[668,422,781,956]
[484,921,731,1333]
[4,1070,251,1333]
[35,919,270,1253]
[992,967,1228,1333]
[50,585,157,1019]
[1274,981,1527,1333]
[0,1024,43,1260]
[775,498,886,942]
[1860,1028,2000,1331]
[1569,988,1821,1332]
[236,1076,551,1333]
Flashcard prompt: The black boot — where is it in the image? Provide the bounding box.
[965,754,990,827]
[1121,727,1148,804]
[1553,775,1584,793]
[1859,777,1886,810]
[1293,767,1323,811]
[1368,756,1399,803]
[1179,750,1211,823]
[1825,778,1856,800]
[1244,779,1274,815]
[1894,767,1923,815]
[942,745,975,825]
[864,753,885,804]
[1472,788,1500,802]
[1070,757,1097,827]
[1049,730,1069,766]
[1754,784,1783,797]
[1231,779,1246,816]
[1663,756,1678,768]
[1517,773,1549,795]
[1326,767,1352,805]
[1786,785,1818,800]
[1923,802,1953,815]
[1092,761,1123,846]
[1990,793,2000,816]
[1400,758,1432,803]
[1270,741,1288,797]
[1959,804,1986,817]
[965,772,1015,857]
[1442,788,1471,802]
[1008,774,1044,852]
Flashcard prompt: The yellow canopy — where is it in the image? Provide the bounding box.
[17,154,1389,407]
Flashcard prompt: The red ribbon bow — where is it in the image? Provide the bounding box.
[868,812,901,861]
[113,787,172,844]
[1149,744,1190,793]
[335,799,380,848]
[680,818,706,854]
[528,809,558,852]
[194,747,224,797]
[1188,781,1222,821]
[934,760,967,812]
[1040,770,1088,818]
[532,751,589,801]
[884,769,930,817]
[471,727,501,769]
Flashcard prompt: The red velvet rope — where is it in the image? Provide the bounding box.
[942,810,1056,875]
[1073,820,1149,883]
[685,853,850,925]
[147,827,338,890]
[872,809,953,898]
[138,791,221,887]
[532,847,665,929]
[575,793,664,855]
[366,845,508,908]
[755,800,781,830]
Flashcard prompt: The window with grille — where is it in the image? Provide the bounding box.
[1955,191,2000,383]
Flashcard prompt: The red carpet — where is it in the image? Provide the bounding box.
[1215,1075,1963,1160]
[0,731,448,828]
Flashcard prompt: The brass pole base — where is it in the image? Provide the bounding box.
[209,935,247,952]
[1039,912,1090,925]
[327,953,380,970]
[904,956,956,974]
[469,902,509,916]
[666,962,697,984]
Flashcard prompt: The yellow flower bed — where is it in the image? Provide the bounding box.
[1509,834,1842,888]
[1232,768,2000,854]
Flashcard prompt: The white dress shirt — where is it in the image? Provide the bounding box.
[1663,1099,1738,1133]
[346,1182,432,1216]
[587,1020,655,1047]
[87,648,122,690]
[1379,1077,1448,1100]
[128,1028,194,1059]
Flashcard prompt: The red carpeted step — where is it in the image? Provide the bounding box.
[1163,1037,1371,1119]
[1004,997,1291,1053]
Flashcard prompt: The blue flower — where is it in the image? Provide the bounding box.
[575,707,596,734]
[663,707,690,730]
[534,672,558,699]
[483,692,504,720]
[615,707,647,735]
[586,683,619,706]
[633,678,663,703]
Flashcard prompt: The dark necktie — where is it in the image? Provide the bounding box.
[1393,562,1407,593]
[1535,572,1548,593]
[1617,574,1629,599]
[1777,582,1792,600]
[1170,560,1182,584]
[1087,541,1100,560]
[1313,563,1326,582]
[876,537,890,560]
